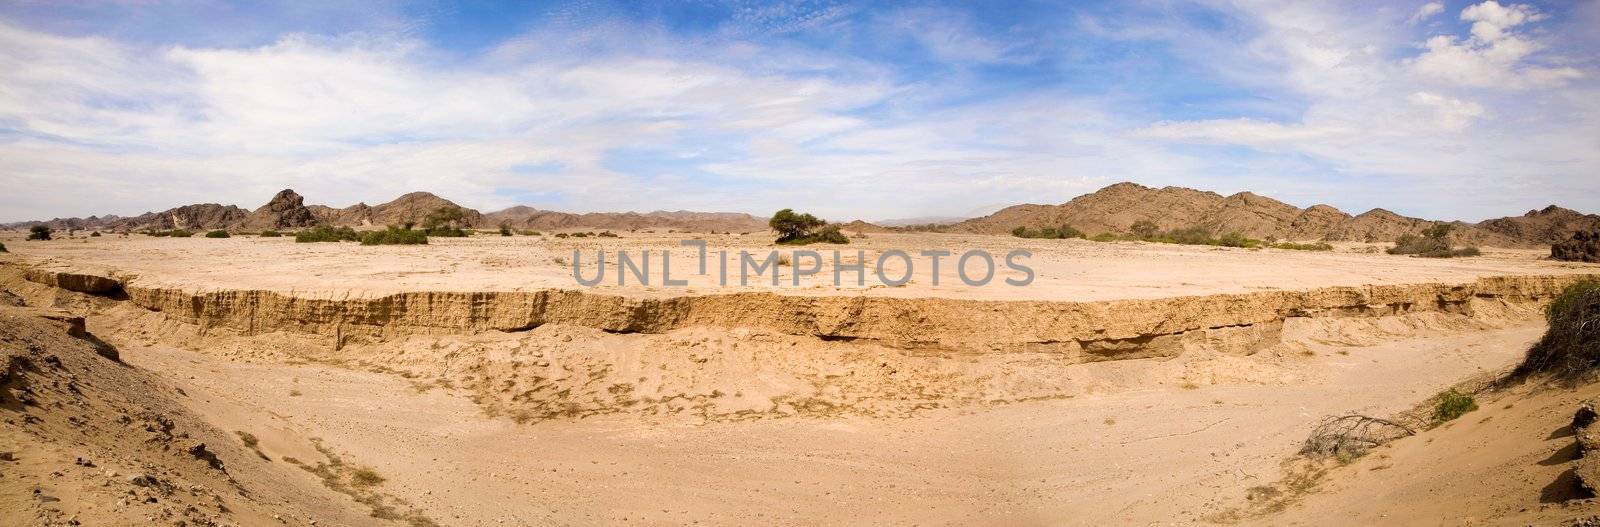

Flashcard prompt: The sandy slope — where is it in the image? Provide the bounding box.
[1253,379,1600,526]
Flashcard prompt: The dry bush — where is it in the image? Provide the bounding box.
[1515,279,1600,379]
[1301,414,1417,460]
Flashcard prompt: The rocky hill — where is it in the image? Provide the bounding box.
[952,182,1593,248]
[236,189,318,230]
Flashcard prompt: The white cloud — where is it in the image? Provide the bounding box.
[1407,1,1583,88]
[1409,2,1445,24]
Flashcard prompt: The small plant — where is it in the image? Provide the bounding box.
[571,232,590,238]
[349,467,386,487]
[205,230,230,238]
[295,225,360,243]
[27,225,52,241]
[259,230,282,237]
[517,229,541,236]
[1431,389,1478,423]
[166,229,195,238]
[0,242,6,252]
[498,223,513,236]
[360,226,428,246]
[90,231,101,237]
[554,232,570,239]
[598,231,619,238]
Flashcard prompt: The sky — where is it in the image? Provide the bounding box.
[0,0,1596,223]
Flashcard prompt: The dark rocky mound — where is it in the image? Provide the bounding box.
[1553,230,1600,263]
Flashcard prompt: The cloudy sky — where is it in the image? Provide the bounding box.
[1,0,1596,223]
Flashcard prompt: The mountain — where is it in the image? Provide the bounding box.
[1477,206,1600,245]
[482,207,766,232]
[99,204,249,231]
[950,182,1577,248]
[237,189,318,230]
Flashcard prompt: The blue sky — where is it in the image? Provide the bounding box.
[1,0,1596,222]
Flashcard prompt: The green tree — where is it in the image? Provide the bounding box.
[769,209,826,243]
[27,225,52,241]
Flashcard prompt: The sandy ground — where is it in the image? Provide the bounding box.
[2,231,1594,300]
[6,231,1599,525]
[107,317,1543,525]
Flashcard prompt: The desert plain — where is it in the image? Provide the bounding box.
[3,228,1599,526]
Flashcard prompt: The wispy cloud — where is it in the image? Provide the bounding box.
[0,1,1595,223]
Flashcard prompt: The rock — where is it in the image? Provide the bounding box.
[187,442,225,471]
[238,189,319,230]
[1552,229,1600,263]
[129,473,159,487]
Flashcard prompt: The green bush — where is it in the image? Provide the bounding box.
[1090,232,1120,242]
[295,225,360,243]
[360,226,428,246]
[27,225,52,241]
[1389,224,1477,257]
[1218,232,1262,248]
[498,223,513,236]
[1514,279,1600,378]
[90,231,101,237]
[259,230,282,237]
[555,233,570,239]
[598,231,620,238]
[770,209,825,243]
[166,229,195,238]
[1431,389,1478,422]
[204,230,230,238]
[1012,225,1086,239]
[517,229,542,236]
[423,226,468,237]
[0,242,7,252]
[1129,220,1160,238]
[1167,226,1214,245]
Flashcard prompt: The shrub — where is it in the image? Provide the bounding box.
[571,232,590,238]
[517,229,541,236]
[1218,232,1261,248]
[598,231,619,238]
[360,226,428,246]
[1129,220,1160,239]
[422,205,466,231]
[424,226,468,237]
[498,223,513,236]
[1091,232,1120,242]
[166,229,195,238]
[1167,226,1214,245]
[90,231,101,237]
[295,225,360,243]
[259,230,282,237]
[0,242,6,252]
[1514,279,1600,378]
[27,225,52,241]
[1431,389,1478,423]
[1270,242,1334,251]
[205,230,230,238]
[1012,225,1086,239]
[1389,224,1476,257]
[555,233,570,239]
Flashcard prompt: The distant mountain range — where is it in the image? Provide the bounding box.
[2,189,767,233]
[937,182,1599,248]
[6,183,1597,248]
